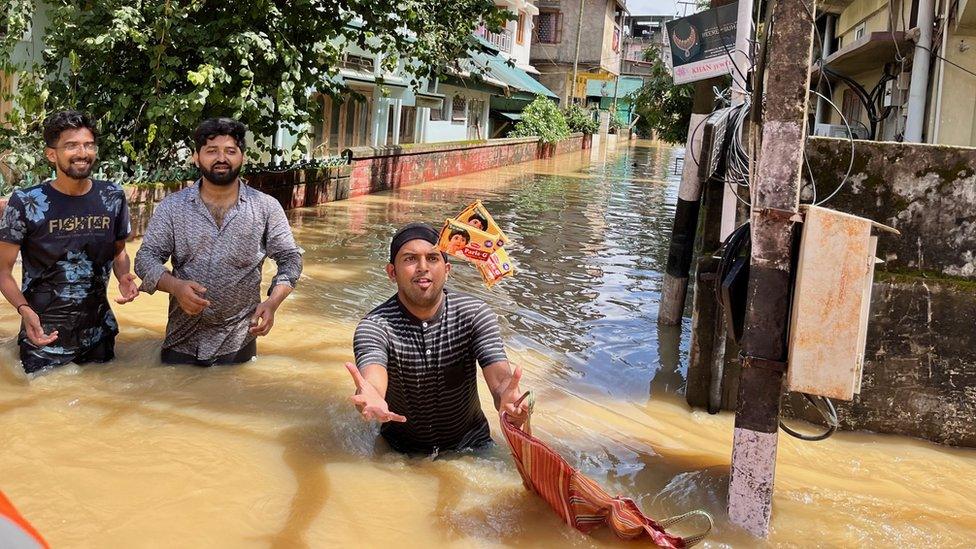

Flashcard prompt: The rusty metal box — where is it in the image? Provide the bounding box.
[786,206,880,400]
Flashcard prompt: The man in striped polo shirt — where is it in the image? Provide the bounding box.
[346,222,528,455]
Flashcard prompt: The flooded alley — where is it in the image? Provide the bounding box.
[1,142,974,547]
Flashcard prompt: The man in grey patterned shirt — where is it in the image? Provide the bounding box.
[135,118,302,366]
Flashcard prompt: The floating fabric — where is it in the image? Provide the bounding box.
[501,394,712,547]
[0,491,49,549]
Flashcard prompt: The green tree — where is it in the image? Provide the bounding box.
[631,43,694,143]
[0,1,507,182]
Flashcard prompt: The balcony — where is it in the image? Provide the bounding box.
[476,26,514,53]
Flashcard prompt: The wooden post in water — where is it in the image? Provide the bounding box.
[727,0,817,537]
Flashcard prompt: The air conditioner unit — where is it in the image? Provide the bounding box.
[814,123,853,138]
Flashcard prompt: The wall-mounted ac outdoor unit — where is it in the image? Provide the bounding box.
[813,123,853,138]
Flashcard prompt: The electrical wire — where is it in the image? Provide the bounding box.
[779,393,838,441]
[808,89,855,206]
[915,44,976,80]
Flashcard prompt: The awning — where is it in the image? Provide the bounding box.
[466,36,559,100]
[497,112,523,121]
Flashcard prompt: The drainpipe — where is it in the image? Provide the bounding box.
[815,15,835,125]
[570,0,586,106]
[904,0,934,142]
[932,0,950,143]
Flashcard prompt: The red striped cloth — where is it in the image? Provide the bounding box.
[501,397,710,547]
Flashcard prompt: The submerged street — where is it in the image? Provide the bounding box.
[1,142,974,547]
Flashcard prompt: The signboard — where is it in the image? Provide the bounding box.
[666,3,738,85]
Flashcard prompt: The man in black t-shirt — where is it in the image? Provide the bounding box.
[0,111,138,374]
[347,222,528,454]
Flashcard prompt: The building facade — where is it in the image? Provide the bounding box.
[529,0,629,106]
[815,0,976,147]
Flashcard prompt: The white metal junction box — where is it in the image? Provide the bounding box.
[786,206,890,401]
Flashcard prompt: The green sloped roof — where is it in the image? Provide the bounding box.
[467,37,558,99]
[585,76,645,99]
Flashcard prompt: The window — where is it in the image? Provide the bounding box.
[341,54,375,73]
[854,23,866,41]
[399,106,417,144]
[516,12,526,45]
[451,95,467,124]
[467,99,485,139]
[430,102,444,121]
[534,11,562,44]
[310,91,372,155]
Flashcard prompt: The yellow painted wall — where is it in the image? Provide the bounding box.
[837,0,890,37]
[933,29,976,146]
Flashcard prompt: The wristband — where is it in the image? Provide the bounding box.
[16,303,30,314]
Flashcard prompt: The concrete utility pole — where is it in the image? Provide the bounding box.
[727,0,817,537]
[658,0,737,326]
[570,0,586,105]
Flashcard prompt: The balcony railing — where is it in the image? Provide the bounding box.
[476,26,513,53]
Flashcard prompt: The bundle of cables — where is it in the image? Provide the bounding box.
[714,221,840,442]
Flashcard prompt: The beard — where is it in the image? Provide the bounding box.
[199,162,241,186]
[59,157,94,179]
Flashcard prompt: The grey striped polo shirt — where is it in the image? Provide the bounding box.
[353,289,508,454]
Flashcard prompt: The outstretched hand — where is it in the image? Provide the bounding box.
[345,362,407,423]
[498,364,529,427]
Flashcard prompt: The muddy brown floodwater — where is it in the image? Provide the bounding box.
[1,141,974,547]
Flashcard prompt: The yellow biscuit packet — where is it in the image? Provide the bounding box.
[454,200,509,247]
[437,218,502,264]
[477,247,516,288]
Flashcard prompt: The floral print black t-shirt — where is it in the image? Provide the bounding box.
[0,180,130,372]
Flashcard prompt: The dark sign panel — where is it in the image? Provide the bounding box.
[666,3,739,84]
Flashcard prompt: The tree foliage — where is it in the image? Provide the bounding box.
[0,0,507,182]
[631,43,694,143]
[509,95,569,144]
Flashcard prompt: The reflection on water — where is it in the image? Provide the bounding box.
[1,141,974,547]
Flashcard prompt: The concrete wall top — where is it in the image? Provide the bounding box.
[804,136,976,279]
[345,133,584,161]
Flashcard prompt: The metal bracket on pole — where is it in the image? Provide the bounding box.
[740,354,787,373]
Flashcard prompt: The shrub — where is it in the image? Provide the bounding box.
[563,105,599,135]
[509,96,570,144]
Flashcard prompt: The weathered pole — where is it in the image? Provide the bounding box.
[727,0,817,537]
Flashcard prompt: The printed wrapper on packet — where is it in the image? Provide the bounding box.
[454,200,509,248]
[477,247,515,288]
[437,218,503,264]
